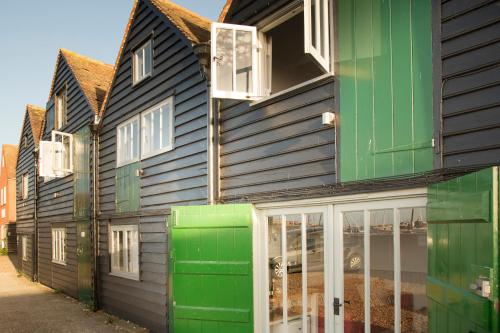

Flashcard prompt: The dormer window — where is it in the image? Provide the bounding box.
[212,0,331,100]
[133,40,153,84]
[54,87,67,130]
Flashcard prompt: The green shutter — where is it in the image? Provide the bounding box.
[427,167,499,332]
[73,127,91,218]
[170,204,254,333]
[115,162,140,213]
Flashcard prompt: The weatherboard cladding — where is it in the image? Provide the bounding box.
[441,0,500,168]
[37,56,95,298]
[97,1,208,331]
[220,0,295,25]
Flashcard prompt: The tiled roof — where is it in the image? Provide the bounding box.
[26,104,46,148]
[49,49,114,115]
[3,144,18,179]
[99,0,212,118]
[150,0,211,44]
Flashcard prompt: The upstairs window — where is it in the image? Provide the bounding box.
[116,116,140,167]
[39,131,74,179]
[21,174,28,200]
[110,224,139,280]
[211,0,331,100]
[141,98,174,158]
[133,40,153,84]
[54,87,67,130]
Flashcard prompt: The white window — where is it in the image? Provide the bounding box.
[133,40,153,84]
[21,174,29,200]
[110,225,139,280]
[3,186,6,204]
[55,87,67,130]
[52,227,66,265]
[1,209,5,218]
[22,235,28,261]
[39,131,73,179]
[116,116,140,167]
[141,98,174,158]
[211,0,332,100]
[0,188,3,205]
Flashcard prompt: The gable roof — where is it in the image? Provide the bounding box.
[2,144,18,179]
[26,104,46,148]
[219,0,232,22]
[48,49,114,115]
[99,0,211,118]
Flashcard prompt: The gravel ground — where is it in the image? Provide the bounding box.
[0,254,148,333]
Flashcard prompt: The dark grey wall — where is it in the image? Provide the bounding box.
[441,0,500,168]
[219,77,336,200]
[221,0,295,25]
[16,112,37,276]
[98,1,209,331]
[38,56,94,299]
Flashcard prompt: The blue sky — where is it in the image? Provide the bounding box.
[0,0,225,146]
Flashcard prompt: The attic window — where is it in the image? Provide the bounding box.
[133,40,153,84]
[211,0,331,100]
[55,87,67,130]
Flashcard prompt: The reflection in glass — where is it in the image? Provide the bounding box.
[343,211,365,333]
[400,208,427,333]
[268,216,283,327]
[235,30,253,93]
[286,214,303,327]
[306,213,325,333]
[216,28,234,92]
[370,209,394,333]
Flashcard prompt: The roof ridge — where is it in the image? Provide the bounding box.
[60,48,114,68]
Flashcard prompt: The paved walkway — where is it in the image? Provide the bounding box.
[0,255,148,333]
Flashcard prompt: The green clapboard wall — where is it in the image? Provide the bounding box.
[115,162,140,213]
[427,168,499,333]
[339,0,434,182]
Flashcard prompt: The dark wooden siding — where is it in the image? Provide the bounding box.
[98,2,208,331]
[222,0,295,25]
[16,112,37,274]
[37,56,94,299]
[441,0,500,167]
[219,77,336,200]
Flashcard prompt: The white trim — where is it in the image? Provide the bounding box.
[51,130,74,174]
[140,97,175,160]
[116,115,140,168]
[51,227,66,265]
[109,224,140,281]
[132,39,153,85]
[22,235,28,262]
[304,0,331,71]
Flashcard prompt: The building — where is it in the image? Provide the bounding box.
[0,144,18,253]
[16,105,46,279]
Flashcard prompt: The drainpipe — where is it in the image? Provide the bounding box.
[32,149,39,282]
[90,121,100,310]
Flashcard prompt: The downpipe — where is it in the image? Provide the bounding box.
[90,122,100,310]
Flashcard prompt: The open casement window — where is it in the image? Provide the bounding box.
[304,0,330,72]
[211,23,259,100]
[52,131,73,176]
[110,225,139,280]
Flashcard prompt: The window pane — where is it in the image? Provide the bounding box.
[131,120,139,159]
[306,213,324,333]
[311,1,317,49]
[235,30,253,93]
[62,135,70,170]
[118,127,125,163]
[161,105,171,148]
[370,209,394,333]
[343,211,365,333]
[319,0,326,57]
[118,231,124,270]
[268,216,283,327]
[127,230,132,272]
[136,51,144,80]
[144,42,152,76]
[143,113,152,155]
[286,214,302,327]
[399,208,427,333]
[153,109,161,151]
[216,28,234,92]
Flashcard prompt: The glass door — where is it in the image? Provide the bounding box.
[264,206,332,333]
[333,197,428,333]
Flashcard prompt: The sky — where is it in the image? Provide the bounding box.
[0,0,225,147]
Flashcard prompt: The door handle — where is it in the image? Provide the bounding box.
[334,297,342,315]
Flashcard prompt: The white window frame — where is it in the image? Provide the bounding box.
[211,22,259,100]
[0,188,3,205]
[54,87,67,130]
[133,40,153,85]
[116,115,140,167]
[141,97,175,159]
[110,224,140,280]
[1,209,5,219]
[21,173,29,200]
[52,131,73,175]
[3,186,6,204]
[22,235,28,261]
[52,227,66,265]
[304,0,331,72]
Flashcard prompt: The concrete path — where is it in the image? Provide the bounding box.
[0,255,148,333]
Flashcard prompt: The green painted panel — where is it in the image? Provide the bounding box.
[77,220,93,307]
[115,162,140,213]
[170,204,253,333]
[339,0,434,182]
[427,168,498,332]
[74,127,90,218]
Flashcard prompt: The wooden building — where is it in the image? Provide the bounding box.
[16,105,45,279]
[0,144,18,253]
[96,0,211,331]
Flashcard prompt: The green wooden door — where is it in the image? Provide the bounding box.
[77,220,93,307]
[427,167,499,333]
[170,204,254,333]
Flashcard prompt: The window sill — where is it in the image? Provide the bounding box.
[52,260,67,266]
[132,73,152,88]
[110,271,140,281]
[140,144,174,161]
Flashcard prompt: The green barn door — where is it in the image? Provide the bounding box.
[74,127,93,306]
[427,167,499,333]
[170,204,254,333]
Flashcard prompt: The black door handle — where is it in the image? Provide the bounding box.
[334,297,342,315]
